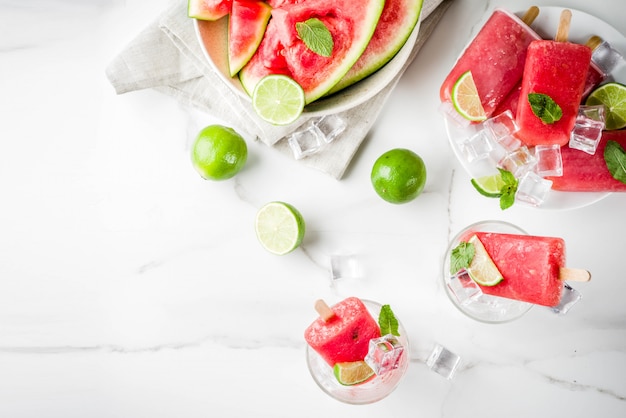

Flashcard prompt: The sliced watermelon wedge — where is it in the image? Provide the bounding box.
[228,0,272,76]
[188,0,233,21]
[239,0,386,104]
[330,0,423,94]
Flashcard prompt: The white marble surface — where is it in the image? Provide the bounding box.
[2,0,626,416]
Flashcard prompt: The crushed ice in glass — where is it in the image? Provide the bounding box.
[498,146,537,178]
[550,283,582,315]
[515,171,553,207]
[364,334,405,375]
[447,269,482,306]
[330,254,361,281]
[569,105,606,155]
[426,343,461,380]
[534,144,563,177]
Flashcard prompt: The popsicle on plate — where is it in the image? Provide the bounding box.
[546,130,626,192]
[440,7,540,120]
[455,232,590,307]
[516,10,592,146]
[304,297,381,366]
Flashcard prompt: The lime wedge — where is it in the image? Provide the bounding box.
[254,201,305,255]
[252,75,305,126]
[466,235,503,286]
[451,71,487,122]
[471,173,506,198]
[585,82,626,130]
[333,361,375,386]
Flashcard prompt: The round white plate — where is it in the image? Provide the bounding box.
[444,7,626,211]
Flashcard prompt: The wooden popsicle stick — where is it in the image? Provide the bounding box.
[521,6,540,26]
[585,35,603,51]
[555,9,572,42]
[314,299,335,322]
[559,267,591,282]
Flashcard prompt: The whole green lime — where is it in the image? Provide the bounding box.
[371,148,427,204]
[191,125,248,180]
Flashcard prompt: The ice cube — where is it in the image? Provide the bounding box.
[447,270,482,306]
[515,171,553,207]
[330,254,361,281]
[314,115,347,144]
[569,105,606,155]
[498,146,537,178]
[534,144,563,177]
[550,283,582,315]
[426,344,461,380]
[364,334,405,376]
[287,123,323,159]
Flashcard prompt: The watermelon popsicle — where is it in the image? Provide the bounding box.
[465,231,590,307]
[516,10,593,146]
[547,130,626,192]
[304,297,381,366]
[440,7,541,120]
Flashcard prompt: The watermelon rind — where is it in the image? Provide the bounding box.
[239,0,386,104]
[329,0,423,94]
[188,0,233,21]
[228,1,272,76]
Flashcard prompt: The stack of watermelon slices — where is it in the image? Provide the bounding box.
[189,0,423,104]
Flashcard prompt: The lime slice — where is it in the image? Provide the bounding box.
[254,201,305,255]
[585,82,626,130]
[333,361,375,386]
[471,173,506,198]
[252,75,305,126]
[451,71,487,122]
[466,235,503,286]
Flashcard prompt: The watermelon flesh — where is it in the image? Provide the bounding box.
[239,0,386,104]
[471,232,565,307]
[545,130,626,192]
[304,297,381,366]
[228,0,272,76]
[330,0,423,94]
[188,0,233,20]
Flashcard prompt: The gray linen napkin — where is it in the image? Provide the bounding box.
[106,0,453,179]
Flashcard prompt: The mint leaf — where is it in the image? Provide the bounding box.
[498,168,518,210]
[295,18,333,57]
[450,241,475,275]
[604,140,626,185]
[528,93,562,124]
[378,305,400,336]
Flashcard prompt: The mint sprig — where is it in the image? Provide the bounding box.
[604,140,626,185]
[378,305,400,336]
[528,93,562,124]
[450,241,475,275]
[295,18,333,57]
[498,168,518,210]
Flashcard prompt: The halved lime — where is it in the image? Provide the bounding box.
[585,82,626,130]
[466,235,503,286]
[254,201,305,255]
[451,71,487,122]
[252,75,305,126]
[333,361,375,386]
[471,173,506,198]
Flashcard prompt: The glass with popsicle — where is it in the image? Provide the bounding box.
[443,221,591,323]
[304,297,410,404]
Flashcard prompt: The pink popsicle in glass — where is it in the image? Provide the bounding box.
[516,10,592,146]
[439,7,541,120]
[467,232,590,307]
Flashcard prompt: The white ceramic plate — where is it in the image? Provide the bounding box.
[194,7,422,117]
[444,7,626,211]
